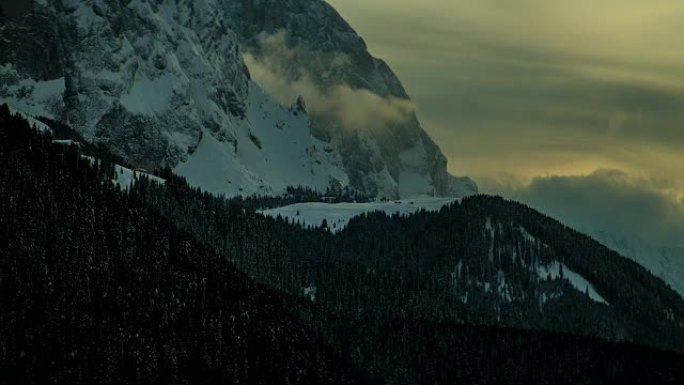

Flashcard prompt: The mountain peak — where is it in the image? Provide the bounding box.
[228,0,477,198]
[0,0,476,199]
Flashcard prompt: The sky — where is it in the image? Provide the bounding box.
[327,0,684,248]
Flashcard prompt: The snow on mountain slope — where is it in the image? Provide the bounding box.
[0,68,65,119]
[0,0,480,200]
[112,164,165,190]
[79,154,165,190]
[537,261,609,305]
[0,0,349,197]
[174,81,347,196]
[225,0,478,199]
[596,232,684,298]
[5,104,50,132]
[261,197,458,232]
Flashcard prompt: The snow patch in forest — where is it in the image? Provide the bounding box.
[303,286,317,303]
[537,261,608,305]
[262,197,458,232]
[113,165,165,190]
[80,155,164,189]
[52,139,82,147]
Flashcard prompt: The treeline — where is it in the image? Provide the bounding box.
[226,185,375,211]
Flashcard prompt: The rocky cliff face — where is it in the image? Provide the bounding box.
[0,0,348,196]
[2,0,246,167]
[0,0,476,199]
[225,0,477,198]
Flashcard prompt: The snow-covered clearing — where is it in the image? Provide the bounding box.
[262,197,458,232]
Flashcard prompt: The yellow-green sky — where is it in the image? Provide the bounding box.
[327,0,684,246]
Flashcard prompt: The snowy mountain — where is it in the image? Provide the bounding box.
[225,0,477,199]
[596,231,684,298]
[0,0,353,197]
[0,0,476,199]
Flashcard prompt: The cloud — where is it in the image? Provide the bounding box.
[491,169,684,248]
[243,31,415,133]
[328,0,684,88]
[608,111,628,134]
[326,0,684,192]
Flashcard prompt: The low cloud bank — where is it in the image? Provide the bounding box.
[243,31,415,132]
[494,169,684,248]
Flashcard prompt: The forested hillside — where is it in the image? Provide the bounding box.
[1,105,684,384]
[0,105,369,385]
[133,164,684,352]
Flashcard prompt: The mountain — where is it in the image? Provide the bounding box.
[3,106,684,384]
[225,0,477,198]
[0,0,347,197]
[0,0,476,199]
[596,231,684,298]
